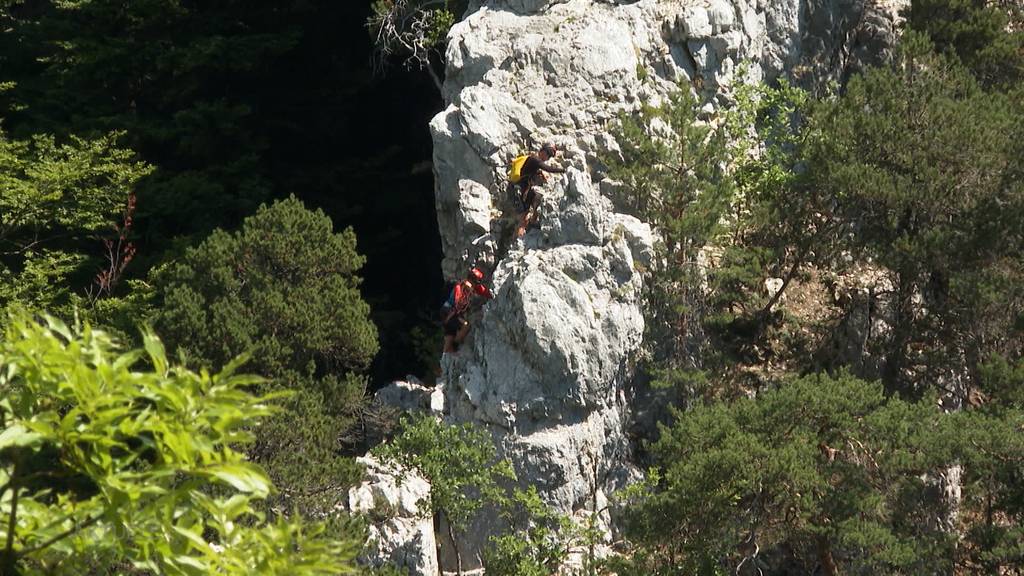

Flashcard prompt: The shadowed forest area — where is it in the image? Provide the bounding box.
[0,0,443,384]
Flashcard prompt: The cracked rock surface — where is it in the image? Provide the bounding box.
[349,456,438,575]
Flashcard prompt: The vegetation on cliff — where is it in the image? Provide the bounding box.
[606,2,1024,573]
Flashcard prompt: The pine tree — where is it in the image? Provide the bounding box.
[152,196,379,517]
[604,87,735,383]
[618,372,956,575]
[805,34,1023,395]
[904,0,1024,89]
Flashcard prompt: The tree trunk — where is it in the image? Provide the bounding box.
[817,535,839,576]
[884,273,915,392]
[447,518,463,576]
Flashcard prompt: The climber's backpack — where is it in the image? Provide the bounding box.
[506,154,530,184]
[439,283,457,321]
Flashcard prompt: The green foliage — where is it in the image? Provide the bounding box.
[904,0,1024,89]
[1,0,444,384]
[0,311,358,574]
[0,0,306,244]
[367,0,467,86]
[483,487,575,576]
[375,418,608,575]
[409,320,445,386]
[722,78,822,306]
[604,86,735,363]
[962,356,1024,572]
[619,372,955,575]
[247,373,369,515]
[607,77,825,395]
[153,196,379,517]
[374,416,514,532]
[700,77,842,381]
[809,36,1014,274]
[610,31,1024,575]
[955,408,1024,572]
[605,87,733,248]
[0,129,151,315]
[154,195,378,375]
[805,36,1023,390]
[703,246,771,332]
[977,355,1024,410]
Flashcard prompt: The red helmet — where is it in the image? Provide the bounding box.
[468,267,485,282]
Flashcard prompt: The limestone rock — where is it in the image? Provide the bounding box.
[349,456,438,576]
[375,379,445,415]
[827,265,895,380]
[765,277,784,300]
[679,5,712,38]
[428,0,908,571]
[707,0,736,34]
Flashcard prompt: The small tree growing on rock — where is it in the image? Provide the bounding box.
[374,415,514,575]
[603,86,735,381]
[367,0,468,91]
[604,80,823,397]
[481,484,608,576]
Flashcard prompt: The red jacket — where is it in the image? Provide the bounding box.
[450,280,493,317]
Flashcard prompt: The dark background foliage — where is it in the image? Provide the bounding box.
[0,0,444,384]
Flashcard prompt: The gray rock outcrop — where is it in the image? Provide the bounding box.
[349,456,438,576]
[422,0,908,571]
[375,378,446,415]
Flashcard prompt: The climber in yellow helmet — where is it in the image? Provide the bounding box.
[509,143,565,238]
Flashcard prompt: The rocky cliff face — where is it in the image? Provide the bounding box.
[367,0,907,573]
[349,455,439,575]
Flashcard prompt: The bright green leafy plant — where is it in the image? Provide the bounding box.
[374,415,514,574]
[483,486,576,576]
[0,129,151,316]
[603,85,735,373]
[0,311,359,574]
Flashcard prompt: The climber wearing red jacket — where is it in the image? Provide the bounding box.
[441,266,493,353]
